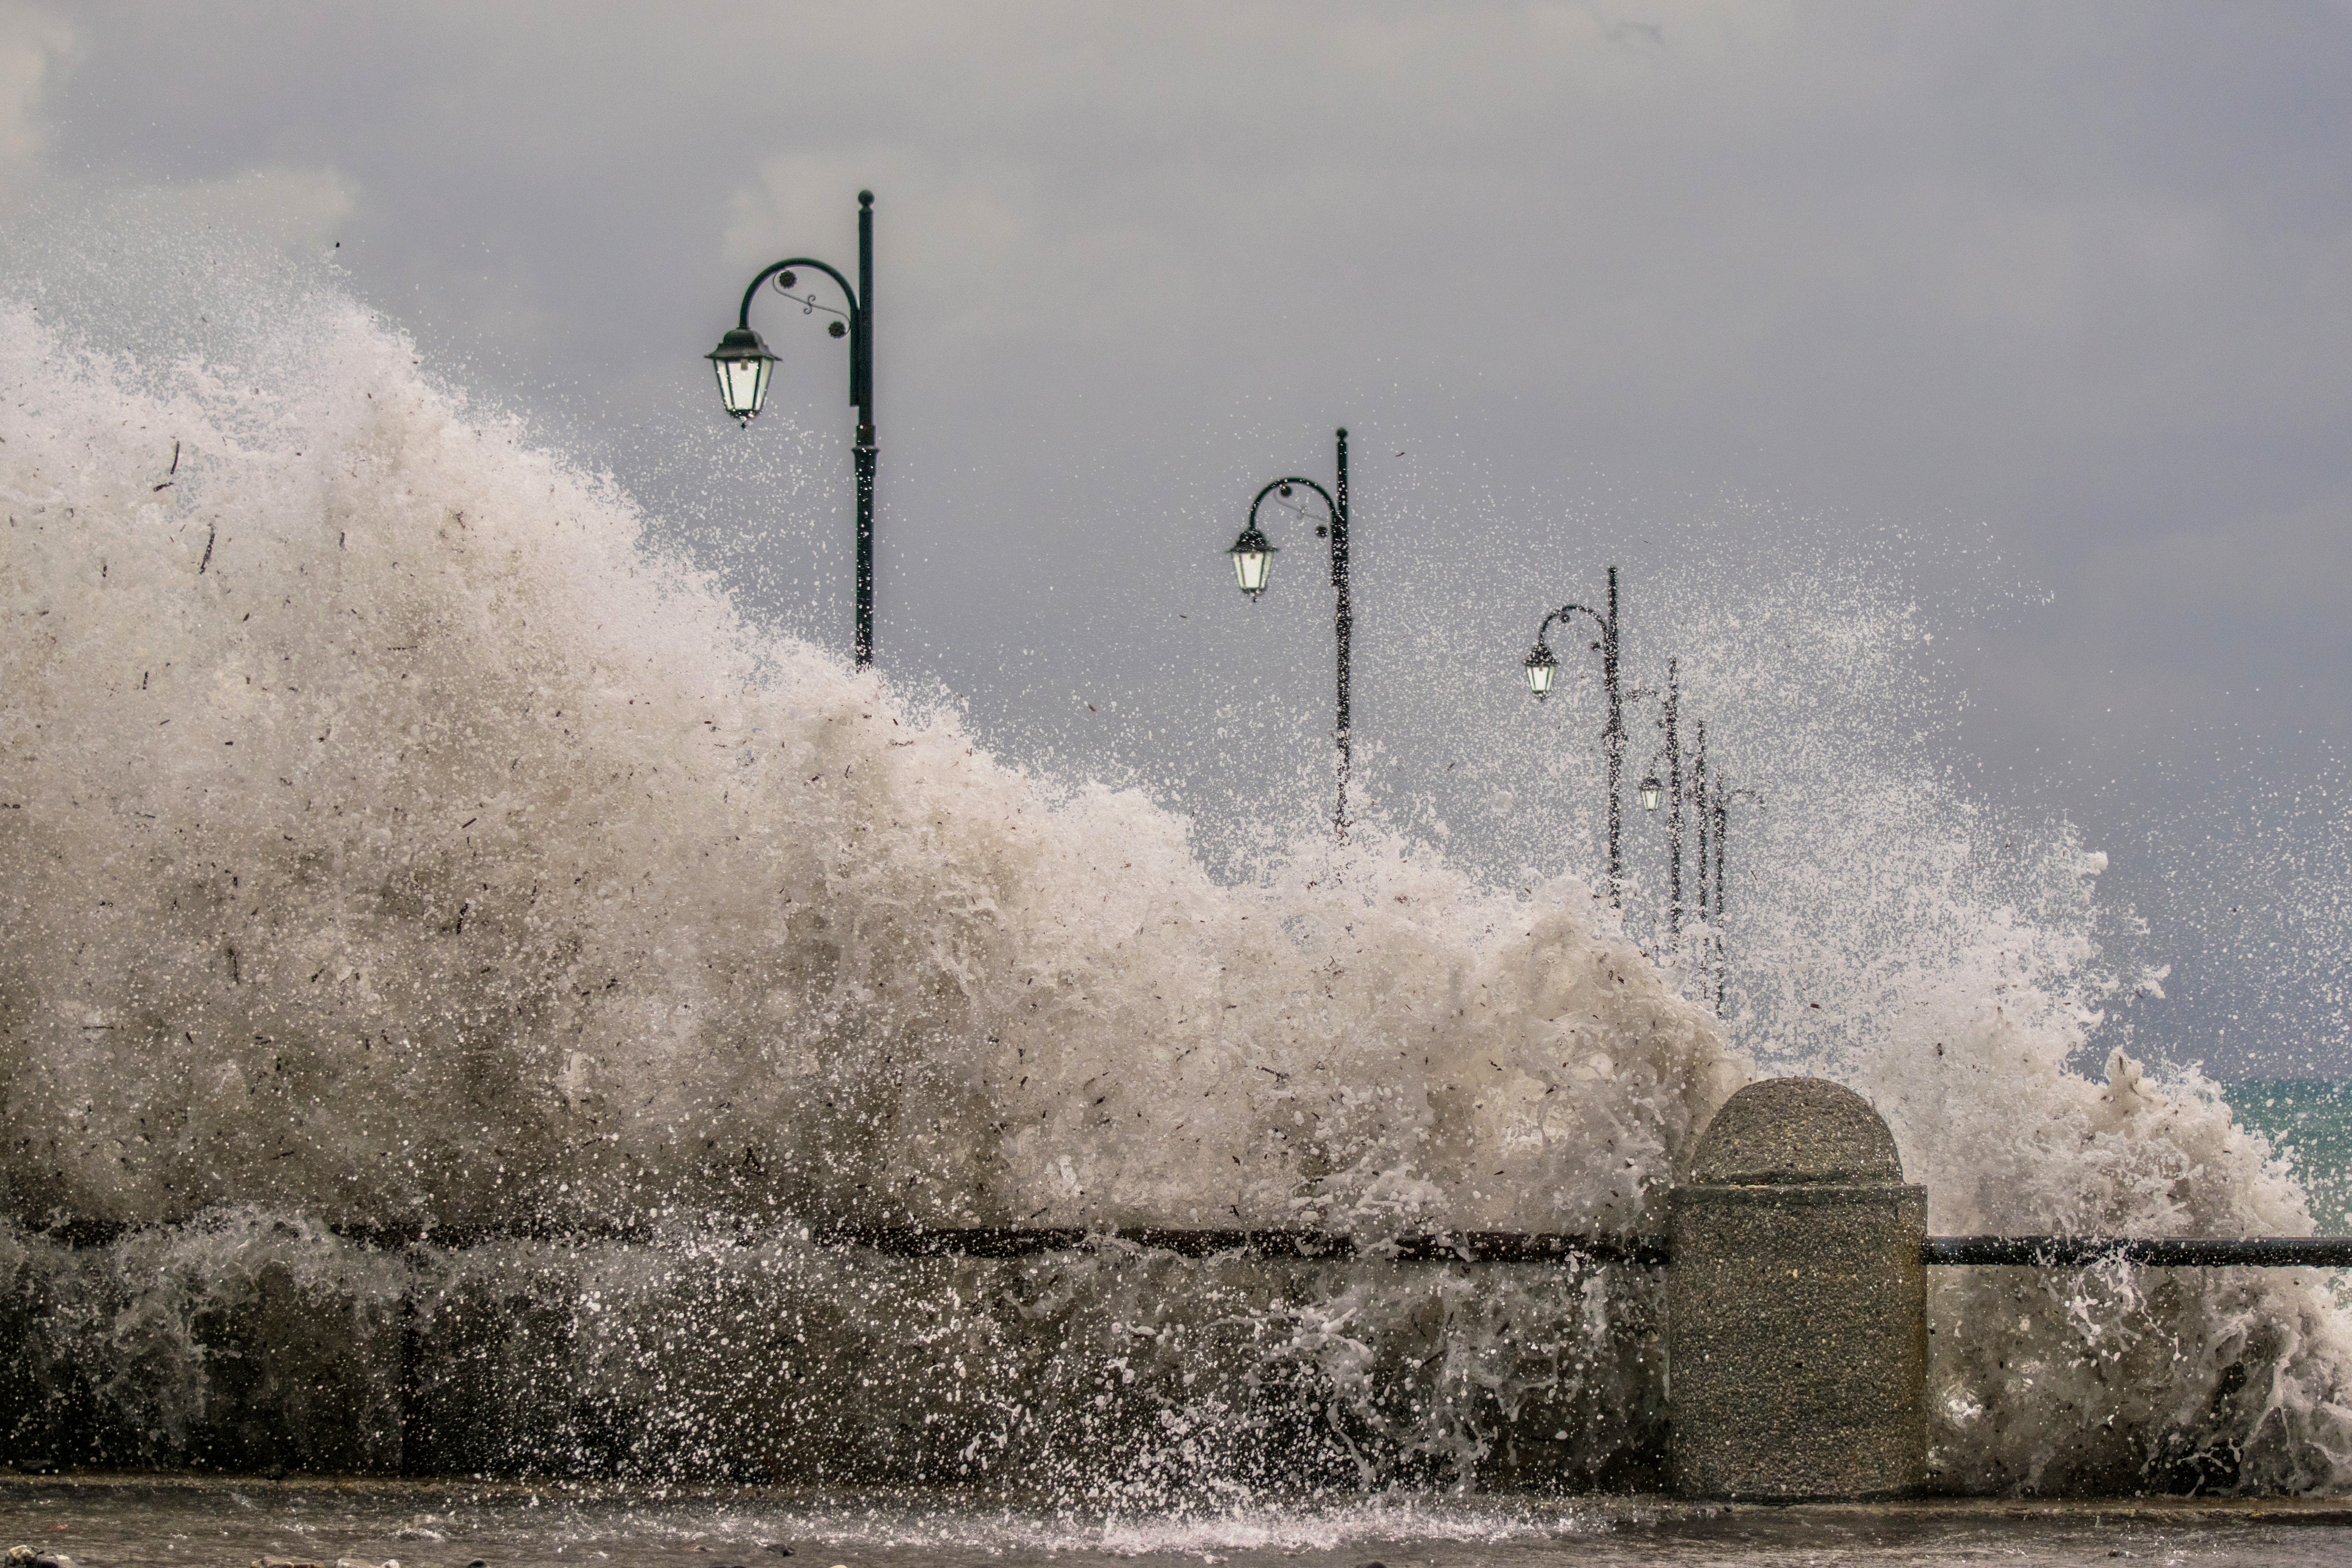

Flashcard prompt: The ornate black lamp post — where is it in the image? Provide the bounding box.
[1662,657,1683,936]
[1633,658,1690,942]
[1225,428,1353,838]
[1657,709,1761,1013]
[1692,715,1714,977]
[1523,567,1624,903]
[1526,608,1762,1005]
[1705,765,1763,1014]
[707,190,878,668]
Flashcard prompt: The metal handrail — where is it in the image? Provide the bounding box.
[1926,1235,2352,1268]
[22,1218,2352,1267]
[812,1224,1672,1265]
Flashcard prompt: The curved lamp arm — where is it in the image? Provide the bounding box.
[1534,602,1607,649]
[739,256,865,408]
[1248,476,1341,533]
[1231,476,1343,593]
[739,257,858,328]
[1524,601,1615,701]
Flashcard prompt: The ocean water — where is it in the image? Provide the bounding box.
[4,220,2352,1505]
[2228,1082,2352,1233]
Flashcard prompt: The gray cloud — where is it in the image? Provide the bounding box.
[8,0,2352,1072]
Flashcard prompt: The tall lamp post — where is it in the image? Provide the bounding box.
[1529,619,1762,1009]
[1633,658,1685,944]
[1692,715,1710,930]
[1647,703,1760,1014]
[706,190,878,668]
[1225,428,1354,838]
[1522,566,1624,903]
[1707,774,1763,1014]
[1663,658,1683,937]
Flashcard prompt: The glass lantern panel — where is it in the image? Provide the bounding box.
[1231,548,1272,594]
[1639,779,1664,812]
[717,355,771,418]
[1525,660,1556,697]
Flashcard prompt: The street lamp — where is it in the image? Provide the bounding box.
[1626,658,1688,943]
[1523,567,1624,901]
[1228,522,1275,595]
[708,189,878,668]
[1654,692,1759,1014]
[1225,427,1354,838]
[707,329,778,418]
[1698,722,1762,1016]
[1523,642,1559,698]
[1660,656,1684,939]
[1523,612,1758,1000]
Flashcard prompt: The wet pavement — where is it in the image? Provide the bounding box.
[3,1475,2350,1568]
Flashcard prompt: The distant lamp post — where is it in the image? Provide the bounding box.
[1661,656,1684,938]
[1520,608,1761,1000]
[1699,720,1762,1016]
[709,189,878,668]
[1522,567,1624,900]
[1225,427,1354,837]
[1629,658,1687,941]
[1647,672,1759,1006]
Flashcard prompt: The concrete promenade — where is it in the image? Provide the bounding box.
[3,1474,2352,1567]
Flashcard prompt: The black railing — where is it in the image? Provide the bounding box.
[1926,1235,2352,1268]
[813,1224,1673,1265]
[22,1218,2352,1267]
[846,1228,2352,1268]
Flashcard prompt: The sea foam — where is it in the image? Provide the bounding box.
[2,260,2349,1494]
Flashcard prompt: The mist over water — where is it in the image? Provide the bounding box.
[4,223,2352,1503]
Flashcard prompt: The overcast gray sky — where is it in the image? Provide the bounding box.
[6,1,2350,1073]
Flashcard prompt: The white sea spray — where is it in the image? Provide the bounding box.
[1,262,2350,1497]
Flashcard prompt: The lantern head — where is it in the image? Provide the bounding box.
[1524,641,1559,699]
[1228,523,1275,596]
[1638,774,1665,813]
[706,327,779,424]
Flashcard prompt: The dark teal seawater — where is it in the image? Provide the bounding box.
[2230,1079,2352,1232]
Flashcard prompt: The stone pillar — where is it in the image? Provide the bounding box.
[1668,1077,1927,1501]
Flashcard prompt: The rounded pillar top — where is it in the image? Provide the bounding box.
[1688,1077,1905,1186]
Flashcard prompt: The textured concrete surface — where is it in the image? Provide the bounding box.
[5,1474,2352,1568]
[1669,1077,1929,1502]
[1684,1076,1906,1186]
